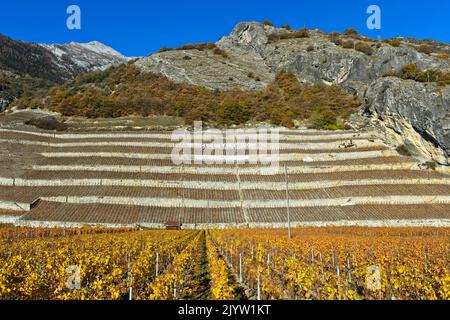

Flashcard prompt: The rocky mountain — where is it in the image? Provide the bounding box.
[0,34,129,111]
[136,22,449,93]
[39,41,130,80]
[135,22,450,164]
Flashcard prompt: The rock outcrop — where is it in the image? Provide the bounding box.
[136,22,449,94]
[364,77,449,164]
[0,98,8,112]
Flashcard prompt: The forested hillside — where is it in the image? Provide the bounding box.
[13,64,361,128]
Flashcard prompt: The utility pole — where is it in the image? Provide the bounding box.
[181,163,186,217]
[284,164,291,239]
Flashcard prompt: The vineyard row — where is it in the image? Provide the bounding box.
[1,184,449,204]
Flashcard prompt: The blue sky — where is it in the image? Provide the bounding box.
[0,0,448,57]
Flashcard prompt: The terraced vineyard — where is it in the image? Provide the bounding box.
[0,127,449,228]
[1,227,448,300]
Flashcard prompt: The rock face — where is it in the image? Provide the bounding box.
[217,22,270,54]
[135,21,450,163]
[365,77,450,164]
[0,98,8,112]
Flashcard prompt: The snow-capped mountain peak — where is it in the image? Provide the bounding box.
[39,40,129,77]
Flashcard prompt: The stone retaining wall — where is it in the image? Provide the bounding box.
[42,196,242,208]
[1,177,450,190]
[0,215,21,224]
[180,219,450,229]
[39,195,450,208]
[8,219,450,229]
[39,149,397,161]
[0,138,385,150]
[31,163,422,175]
[0,200,31,211]
[0,128,376,141]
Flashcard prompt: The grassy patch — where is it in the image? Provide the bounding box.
[396,144,413,157]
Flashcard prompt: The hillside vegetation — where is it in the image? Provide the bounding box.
[0,71,53,105]
[13,64,361,129]
[383,63,450,86]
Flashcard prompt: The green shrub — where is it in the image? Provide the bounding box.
[157,47,173,53]
[281,24,292,30]
[396,144,412,156]
[382,70,398,77]
[385,63,450,84]
[343,28,358,36]
[342,40,354,49]
[401,64,419,80]
[77,70,112,84]
[418,44,433,55]
[292,28,309,38]
[382,39,401,47]
[310,109,338,130]
[323,123,346,130]
[278,33,290,40]
[355,42,373,55]
[269,28,309,43]
[213,47,228,58]
[177,43,196,50]
[216,101,250,126]
[177,42,217,51]
[437,53,449,60]
[330,31,340,38]
[423,161,437,170]
[25,116,68,131]
[415,69,443,82]
[438,72,450,86]
[262,20,273,27]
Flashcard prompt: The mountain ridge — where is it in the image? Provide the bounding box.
[136,21,449,93]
